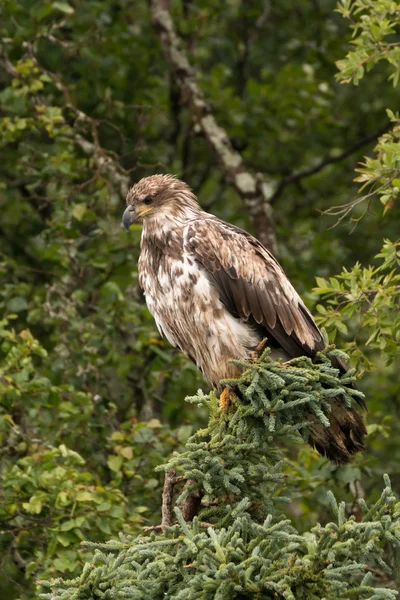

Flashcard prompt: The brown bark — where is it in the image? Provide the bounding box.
[150,1,278,255]
[177,479,202,522]
[161,469,178,529]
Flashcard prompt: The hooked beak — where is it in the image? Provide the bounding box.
[122,205,136,231]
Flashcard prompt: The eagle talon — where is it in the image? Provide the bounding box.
[251,337,269,360]
[219,386,235,411]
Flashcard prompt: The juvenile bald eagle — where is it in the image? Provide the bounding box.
[123,174,366,463]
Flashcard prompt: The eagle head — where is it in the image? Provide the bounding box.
[122,174,197,230]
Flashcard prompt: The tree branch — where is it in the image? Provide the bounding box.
[160,470,186,529]
[150,1,278,254]
[160,472,201,529]
[161,469,177,529]
[177,479,202,522]
[74,135,130,198]
[270,121,391,205]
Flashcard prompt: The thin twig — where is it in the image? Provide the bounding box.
[270,121,391,205]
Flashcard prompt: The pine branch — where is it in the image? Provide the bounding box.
[39,350,400,600]
[39,478,400,600]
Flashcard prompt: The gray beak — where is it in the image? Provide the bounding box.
[122,205,136,231]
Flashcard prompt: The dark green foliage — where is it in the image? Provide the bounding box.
[1,0,400,598]
[40,353,400,600]
[0,317,186,589]
[40,491,400,600]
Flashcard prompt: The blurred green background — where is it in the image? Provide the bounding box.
[1,0,399,597]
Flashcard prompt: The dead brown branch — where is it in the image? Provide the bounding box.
[161,470,185,529]
[177,479,202,522]
[150,0,277,254]
[270,122,391,205]
[159,471,201,530]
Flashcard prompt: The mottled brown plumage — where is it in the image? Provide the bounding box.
[122,174,367,463]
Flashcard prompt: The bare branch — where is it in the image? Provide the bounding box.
[160,470,185,529]
[270,121,391,205]
[11,541,26,572]
[161,469,177,529]
[144,521,214,533]
[159,471,202,529]
[318,179,390,229]
[74,135,130,198]
[177,479,202,522]
[150,1,278,254]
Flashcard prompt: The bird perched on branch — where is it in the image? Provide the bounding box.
[122,174,366,463]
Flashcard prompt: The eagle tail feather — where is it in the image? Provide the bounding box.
[307,398,367,464]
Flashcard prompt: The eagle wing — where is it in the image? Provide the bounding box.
[184,218,325,359]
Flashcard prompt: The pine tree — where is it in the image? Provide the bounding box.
[39,349,400,600]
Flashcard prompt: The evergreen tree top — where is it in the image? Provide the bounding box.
[40,350,400,600]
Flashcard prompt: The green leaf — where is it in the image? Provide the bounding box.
[75,490,94,502]
[119,446,133,459]
[316,304,327,314]
[96,502,112,512]
[51,2,74,14]
[315,277,328,289]
[107,455,123,472]
[7,296,28,312]
[53,557,76,572]
[60,519,76,532]
[177,425,193,442]
[96,518,111,534]
[72,203,87,221]
[22,496,43,514]
[336,321,348,335]
[57,534,72,547]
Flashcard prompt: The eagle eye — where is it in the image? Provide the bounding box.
[143,196,153,205]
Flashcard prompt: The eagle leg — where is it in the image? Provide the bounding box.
[251,337,269,360]
[219,385,235,411]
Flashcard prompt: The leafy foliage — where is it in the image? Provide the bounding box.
[0,318,185,592]
[166,347,364,517]
[336,0,400,87]
[332,1,400,220]
[314,239,400,372]
[0,0,400,598]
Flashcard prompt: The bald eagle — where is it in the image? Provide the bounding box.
[123,174,366,463]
